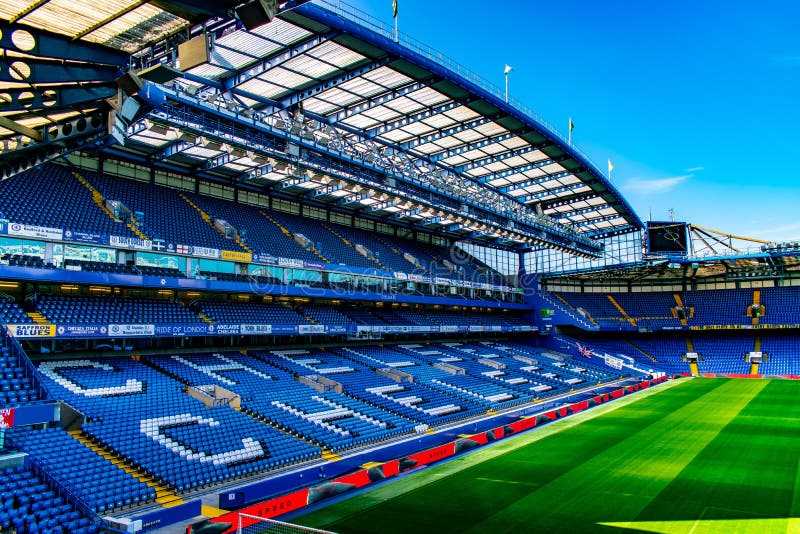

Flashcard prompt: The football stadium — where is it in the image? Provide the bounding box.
[0,1,798,533]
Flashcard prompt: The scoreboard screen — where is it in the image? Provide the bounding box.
[647,222,689,255]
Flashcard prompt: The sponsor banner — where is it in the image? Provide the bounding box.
[327,326,349,335]
[154,324,215,337]
[221,250,252,263]
[8,222,63,241]
[489,325,503,332]
[434,277,451,286]
[0,408,14,429]
[271,325,298,335]
[108,324,155,337]
[240,324,272,335]
[214,324,240,336]
[6,324,56,338]
[439,325,458,333]
[0,219,7,235]
[394,272,408,281]
[303,261,326,271]
[469,325,483,332]
[408,325,431,333]
[604,354,624,370]
[298,324,325,335]
[56,324,108,337]
[277,257,304,268]
[110,235,152,251]
[254,254,277,265]
[63,230,106,245]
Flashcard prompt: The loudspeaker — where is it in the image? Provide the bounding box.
[178,34,209,72]
[116,71,143,96]
[235,0,277,30]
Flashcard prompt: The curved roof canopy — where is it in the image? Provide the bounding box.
[0,0,642,247]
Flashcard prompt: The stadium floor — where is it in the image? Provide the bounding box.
[295,378,800,533]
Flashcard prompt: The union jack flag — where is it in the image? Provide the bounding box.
[577,343,593,358]
[176,244,189,254]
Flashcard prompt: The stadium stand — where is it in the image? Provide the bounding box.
[0,464,98,534]
[0,325,43,407]
[0,165,137,240]
[35,295,204,325]
[9,427,156,513]
[34,358,321,492]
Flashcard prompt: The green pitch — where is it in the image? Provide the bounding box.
[296,379,800,533]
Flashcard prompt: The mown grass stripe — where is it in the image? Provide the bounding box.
[463,379,767,533]
[297,379,713,532]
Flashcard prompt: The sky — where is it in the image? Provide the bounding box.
[345,0,800,243]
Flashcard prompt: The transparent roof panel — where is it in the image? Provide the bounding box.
[306,41,366,69]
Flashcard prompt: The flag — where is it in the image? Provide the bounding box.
[607,159,614,174]
[504,65,512,75]
[0,408,14,429]
[569,117,574,133]
[392,0,398,18]
[176,244,189,254]
[577,343,593,358]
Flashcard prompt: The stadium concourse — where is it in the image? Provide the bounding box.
[0,1,798,533]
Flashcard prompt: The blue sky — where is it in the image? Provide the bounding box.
[346,0,800,242]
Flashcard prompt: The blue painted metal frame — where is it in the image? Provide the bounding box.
[146,90,601,254]
[0,266,529,310]
[290,2,643,233]
[0,22,128,66]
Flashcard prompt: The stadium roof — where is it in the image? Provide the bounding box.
[0,0,643,250]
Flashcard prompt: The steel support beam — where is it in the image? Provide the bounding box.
[428,131,516,162]
[401,115,497,151]
[0,22,128,65]
[0,85,116,113]
[327,81,428,123]
[277,57,392,110]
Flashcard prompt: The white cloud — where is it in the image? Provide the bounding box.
[622,174,690,195]
[685,166,704,173]
[747,222,800,241]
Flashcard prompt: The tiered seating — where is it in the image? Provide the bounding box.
[35,358,319,492]
[146,351,415,452]
[691,333,752,374]
[10,428,155,514]
[63,259,134,274]
[0,465,98,534]
[86,171,242,251]
[198,301,309,325]
[759,287,800,326]
[681,289,752,326]
[0,299,33,324]
[0,326,42,406]
[331,347,484,426]
[266,210,378,269]
[2,253,49,269]
[329,226,418,273]
[395,345,530,408]
[0,164,136,239]
[553,288,800,330]
[299,306,351,325]
[36,295,203,324]
[760,334,800,375]
[183,192,320,263]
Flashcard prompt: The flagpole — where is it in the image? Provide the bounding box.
[568,117,572,146]
[505,72,508,102]
[393,0,399,43]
